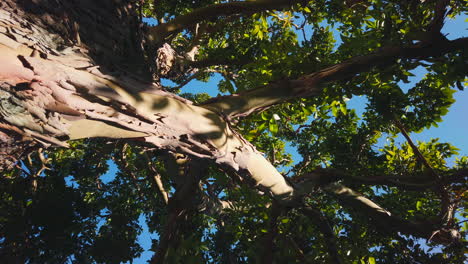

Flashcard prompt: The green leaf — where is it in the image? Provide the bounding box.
[340,104,347,115]
[416,201,423,211]
[368,257,376,264]
[269,122,278,134]
[331,106,339,117]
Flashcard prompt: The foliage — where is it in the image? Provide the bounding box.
[1,0,467,263]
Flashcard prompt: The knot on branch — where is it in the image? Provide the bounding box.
[156,43,177,76]
[429,228,462,245]
[155,43,198,80]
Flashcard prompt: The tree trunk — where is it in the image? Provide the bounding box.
[0,0,295,202]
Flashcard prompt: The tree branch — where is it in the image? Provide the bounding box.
[201,37,468,119]
[144,152,170,205]
[427,0,450,34]
[394,119,439,179]
[394,119,453,227]
[261,201,282,264]
[300,206,343,264]
[323,182,460,244]
[284,164,461,245]
[147,0,306,43]
[150,159,204,264]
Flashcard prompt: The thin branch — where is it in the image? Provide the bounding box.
[393,119,453,226]
[32,148,49,192]
[280,234,306,261]
[393,119,439,179]
[144,152,169,205]
[188,56,252,69]
[153,172,169,204]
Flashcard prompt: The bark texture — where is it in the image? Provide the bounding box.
[0,0,295,202]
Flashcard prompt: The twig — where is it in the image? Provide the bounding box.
[393,119,452,225]
[393,119,439,178]
[281,234,306,261]
[143,152,169,205]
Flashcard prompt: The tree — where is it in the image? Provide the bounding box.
[0,0,466,263]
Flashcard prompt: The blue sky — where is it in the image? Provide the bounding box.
[125,13,468,263]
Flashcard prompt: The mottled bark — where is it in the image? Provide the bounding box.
[0,0,295,202]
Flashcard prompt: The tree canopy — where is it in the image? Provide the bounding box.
[0,0,467,263]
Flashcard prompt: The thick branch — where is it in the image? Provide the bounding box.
[148,0,305,43]
[202,37,468,118]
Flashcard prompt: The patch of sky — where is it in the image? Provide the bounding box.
[409,90,468,163]
[142,17,157,26]
[397,65,428,93]
[277,140,301,174]
[130,214,159,264]
[443,13,468,40]
[345,95,369,124]
[100,159,118,184]
[19,160,31,175]
[64,175,79,188]
[161,73,227,97]
[95,208,111,235]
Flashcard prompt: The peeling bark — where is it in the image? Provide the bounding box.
[0,1,295,203]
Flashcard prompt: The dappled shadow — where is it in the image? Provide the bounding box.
[2,0,238,161]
